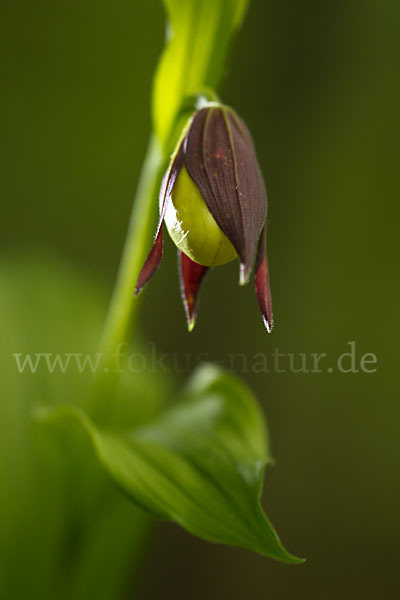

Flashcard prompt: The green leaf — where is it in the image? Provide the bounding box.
[0,254,167,599]
[153,0,249,148]
[40,365,303,563]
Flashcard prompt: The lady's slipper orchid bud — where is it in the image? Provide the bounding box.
[164,165,238,267]
[135,104,273,332]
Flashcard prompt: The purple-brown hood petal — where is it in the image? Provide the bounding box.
[184,106,267,283]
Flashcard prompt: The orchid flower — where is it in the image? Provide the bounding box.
[135,104,273,332]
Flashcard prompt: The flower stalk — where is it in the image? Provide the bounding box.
[88,135,164,422]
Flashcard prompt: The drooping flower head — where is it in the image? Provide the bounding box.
[135,104,273,332]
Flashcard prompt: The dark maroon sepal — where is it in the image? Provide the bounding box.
[185,106,267,279]
[135,227,163,296]
[255,227,273,333]
[134,144,185,296]
[179,251,209,331]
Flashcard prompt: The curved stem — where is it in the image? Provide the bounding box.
[88,134,164,422]
[87,88,215,422]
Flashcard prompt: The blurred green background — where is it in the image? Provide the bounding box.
[1,0,399,598]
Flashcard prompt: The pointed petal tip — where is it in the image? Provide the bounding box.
[187,316,196,332]
[255,227,273,333]
[179,252,208,334]
[184,294,198,331]
[239,263,251,286]
[134,228,164,296]
[262,314,273,333]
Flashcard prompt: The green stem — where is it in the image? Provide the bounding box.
[88,134,164,421]
[87,89,213,422]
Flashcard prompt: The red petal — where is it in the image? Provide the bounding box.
[255,227,273,333]
[179,252,209,331]
[135,227,164,295]
[135,144,185,296]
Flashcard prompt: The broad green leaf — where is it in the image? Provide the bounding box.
[40,365,303,563]
[0,254,169,599]
[153,0,249,148]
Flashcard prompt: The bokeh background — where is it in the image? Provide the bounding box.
[1,0,399,598]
